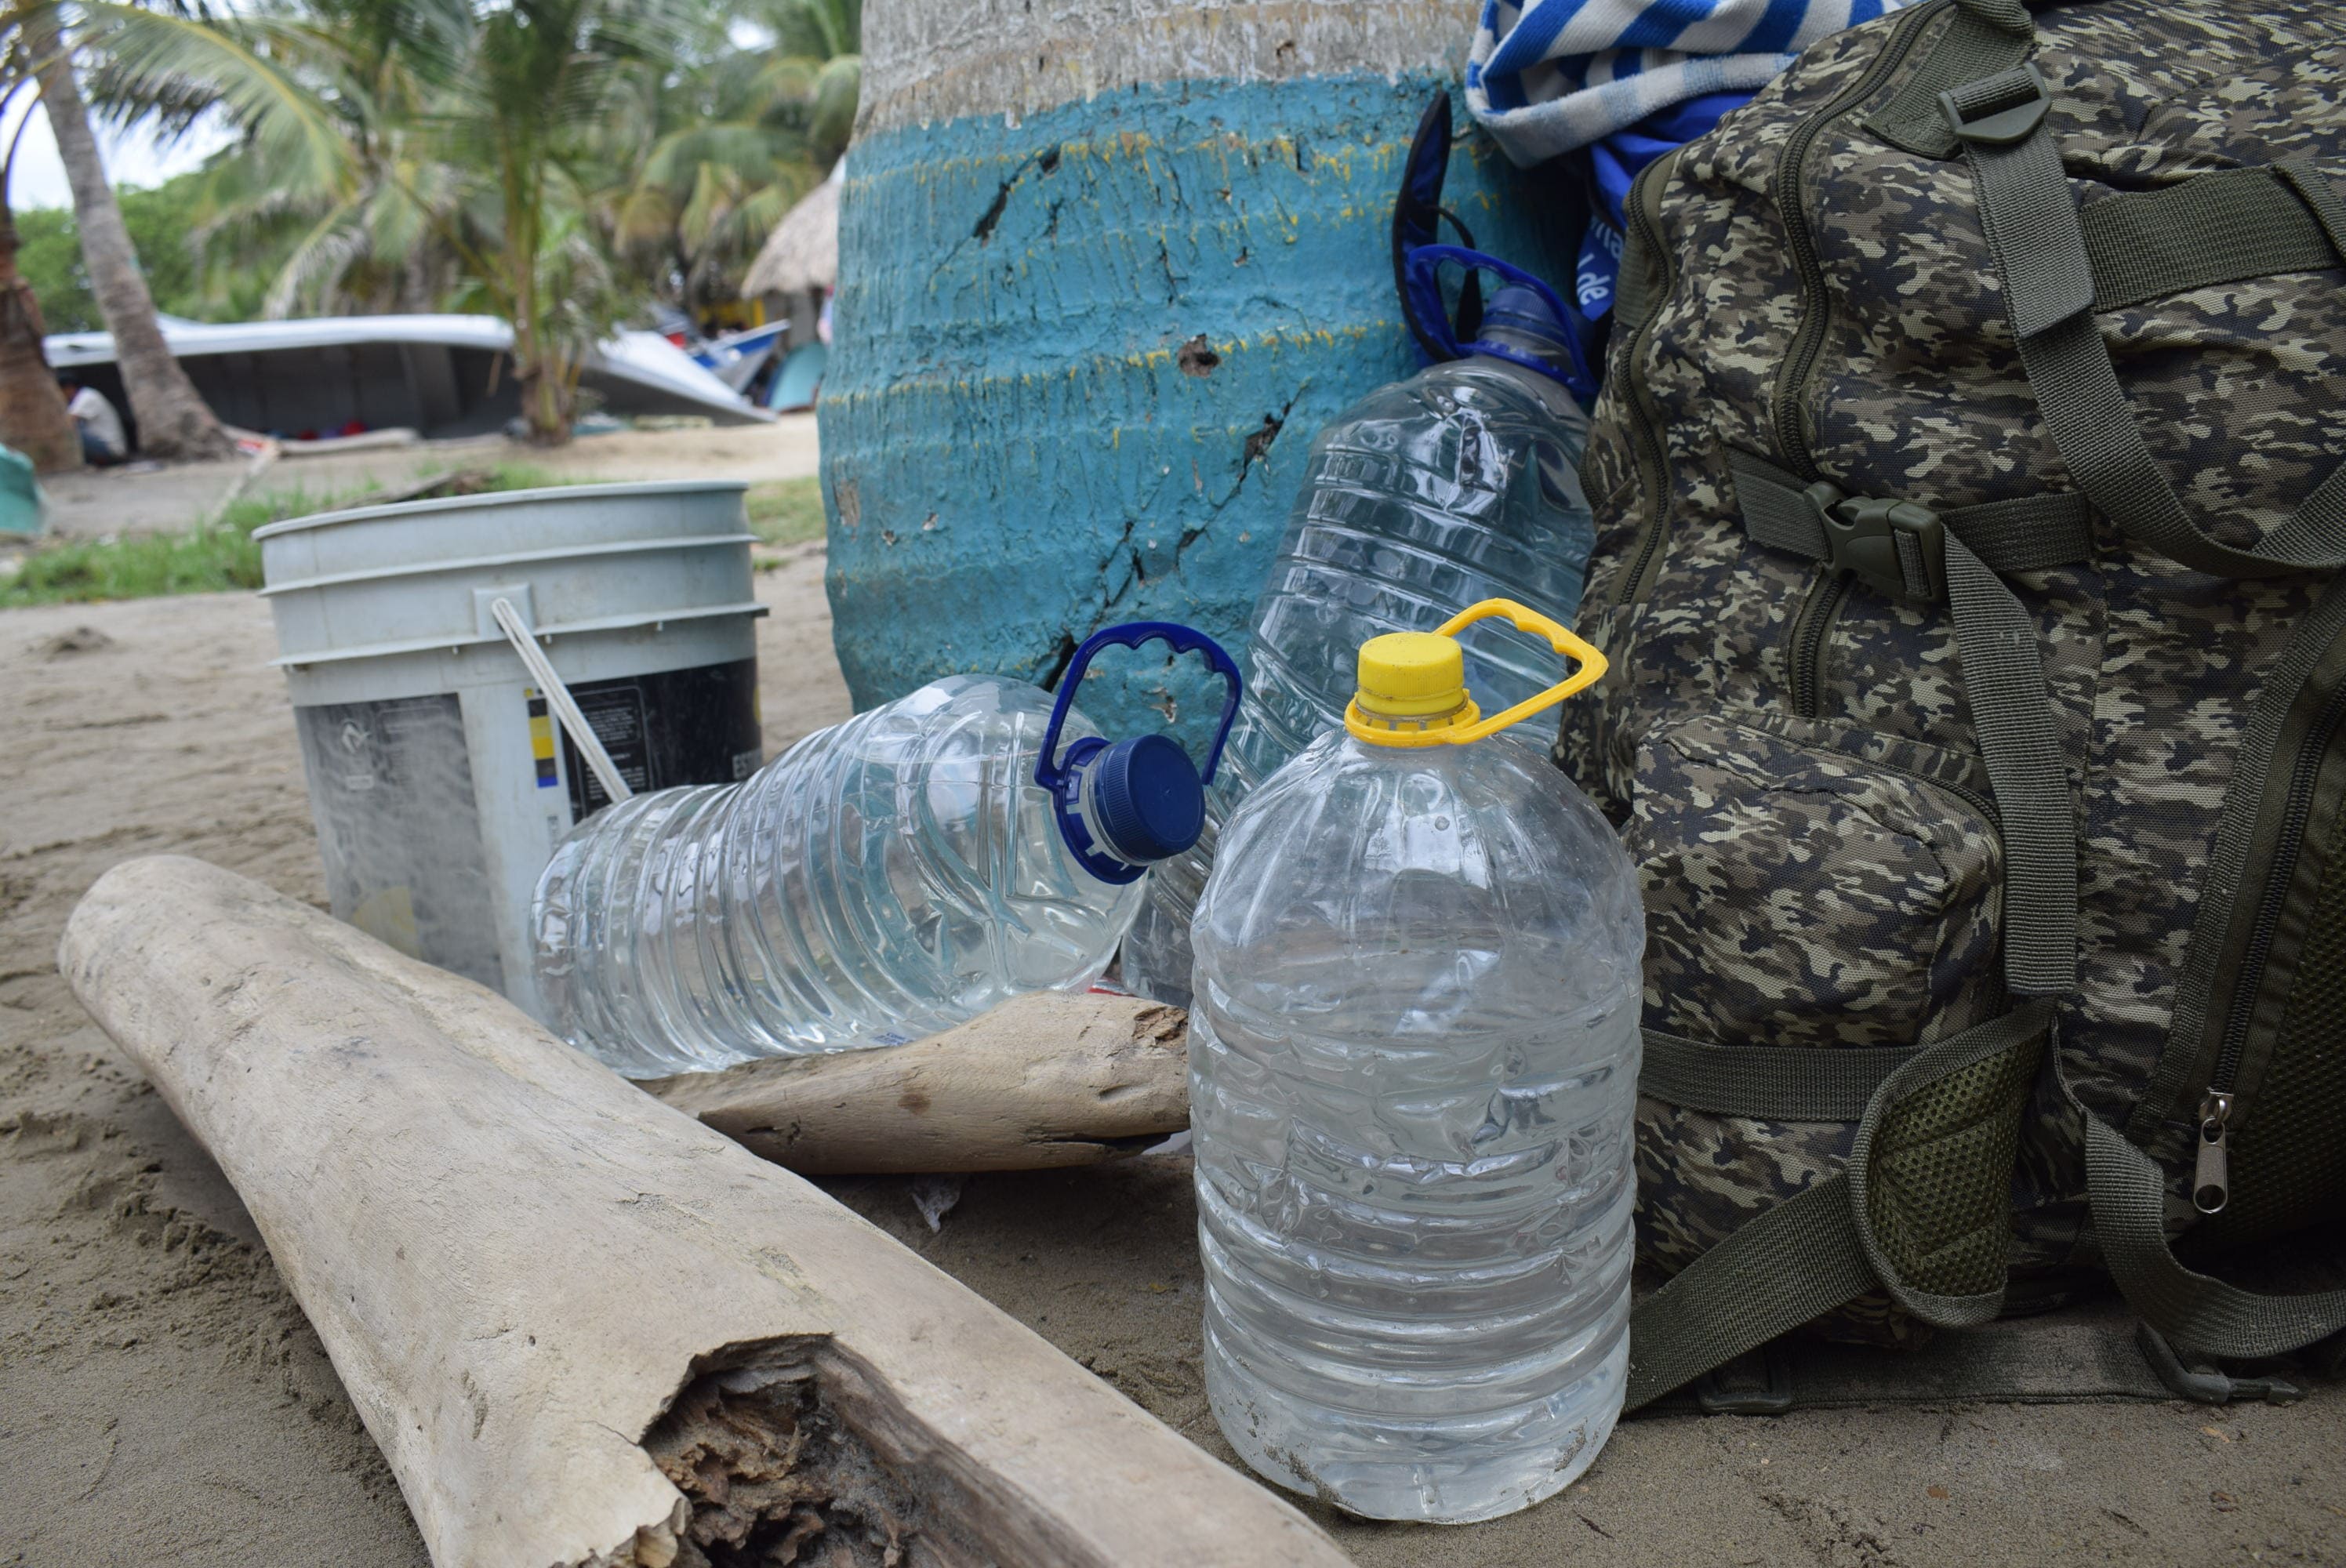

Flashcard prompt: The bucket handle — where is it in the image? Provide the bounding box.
[488,595,635,806]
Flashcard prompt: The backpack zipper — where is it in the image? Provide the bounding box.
[1757,715,2001,830]
[1763,0,1946,716]
[2192,678,2346,1214]
[1613,3,1945,613]
[1881,756,1998,836]
[1767,0,1947,480]
[1606,147,1687,612]
[1787,569,1853,718]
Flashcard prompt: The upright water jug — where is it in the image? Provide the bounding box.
[1189,599,1642,1523]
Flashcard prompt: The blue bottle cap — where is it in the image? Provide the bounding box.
[1033,620,1242,884]
[1089,733,1205,865]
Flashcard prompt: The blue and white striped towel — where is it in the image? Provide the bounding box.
[1466,0,1912,167]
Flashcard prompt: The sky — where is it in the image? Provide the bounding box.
[1,95,234,212]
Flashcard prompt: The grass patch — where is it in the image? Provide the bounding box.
[0,462,576,609]
[478,462,566,492]
[0,482,353,608]
[744,476,826,550]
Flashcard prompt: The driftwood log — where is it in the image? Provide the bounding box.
[645,992,1189,1173]
[60,857,1346,1568]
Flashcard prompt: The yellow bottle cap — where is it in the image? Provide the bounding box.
[1355,632,1469,717]
[1345,599,1609,750]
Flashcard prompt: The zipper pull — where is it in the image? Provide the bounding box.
[2193,1091,2232,1215]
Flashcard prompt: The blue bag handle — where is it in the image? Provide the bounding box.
[1392,88,1482,363]
[1403,243,1600,404]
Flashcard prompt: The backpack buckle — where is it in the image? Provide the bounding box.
[1692,1341,1795,1415]
[1806,483,1947,601]
[1939,63,2053,147]
[2137,1323,2307,1406]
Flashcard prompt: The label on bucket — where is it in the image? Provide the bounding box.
[548,657,764,821]
[295,694,505,994]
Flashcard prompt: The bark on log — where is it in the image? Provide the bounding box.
[644,992,1189,1174]
[60,857,1345,1568]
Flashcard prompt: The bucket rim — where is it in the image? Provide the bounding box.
[252,478,754,541]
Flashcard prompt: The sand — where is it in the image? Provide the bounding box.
[2,557,2341,1567]
[36,417,821,540]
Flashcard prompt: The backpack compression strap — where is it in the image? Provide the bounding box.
[1629,0,2346,1410]
[1935,8,2346,1364]
[1626,1005,2050,1410]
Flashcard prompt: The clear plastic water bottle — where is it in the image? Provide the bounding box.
[1121,284,1596,1008]
[532,623,1240,1076]
[1189,600,1641,1523]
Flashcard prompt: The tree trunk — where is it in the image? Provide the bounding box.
[516,352,577,445]
[507,271,576,443]
[58,856,1353,1568]
[0,201,81,474]
[31,13,235,463]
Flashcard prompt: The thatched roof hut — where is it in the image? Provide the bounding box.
[743,172,841,298]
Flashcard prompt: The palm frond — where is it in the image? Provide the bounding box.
[82,4,358,201]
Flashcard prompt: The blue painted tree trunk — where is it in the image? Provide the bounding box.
[819,64,1582,743]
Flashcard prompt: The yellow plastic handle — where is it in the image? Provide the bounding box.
[1439,597,1607,741]
[1341,597,1607,749]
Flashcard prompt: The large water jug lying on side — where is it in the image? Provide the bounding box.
[1120,282,1596,1008]
[532,622,1240,1076]
[1189,599,1643,1523]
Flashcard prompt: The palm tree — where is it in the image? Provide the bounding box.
[603,0,859,317]
[759,0,859,169]
[96,0,858,441]
[605,56,813,321]
[142,0,455,319]
[104,0,697,444]
[0,75,82,471]
[30,5,233,460]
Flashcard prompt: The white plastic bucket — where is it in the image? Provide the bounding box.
[256,481,766,1021]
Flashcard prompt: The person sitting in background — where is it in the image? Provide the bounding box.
[60,379,126,466]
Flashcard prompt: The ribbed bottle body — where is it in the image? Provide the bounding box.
[1189,731,1642,1522]
[1122,357,1592,1007]
[533,675,1141,1075]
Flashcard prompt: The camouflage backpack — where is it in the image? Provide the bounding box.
[1557,0,2346,1408]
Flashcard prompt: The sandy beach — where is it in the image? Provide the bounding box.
[2,550,2341,1567]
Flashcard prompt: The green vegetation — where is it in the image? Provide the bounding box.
[0,463,573,608]
[85,0,860,441]
[744,475,826,550]
[0,463,826,606]
[13,172,289,333]
[1,483,350,607]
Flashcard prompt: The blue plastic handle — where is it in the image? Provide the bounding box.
[1401,243,1600,404]
[1033,620,1244,797]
